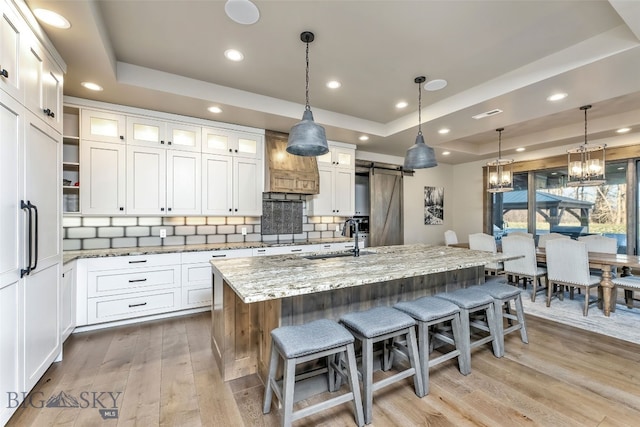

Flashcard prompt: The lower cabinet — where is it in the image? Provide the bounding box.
[181,249,253,308]
[61,262,76,342]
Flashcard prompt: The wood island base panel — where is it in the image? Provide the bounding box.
[209,244,510,382]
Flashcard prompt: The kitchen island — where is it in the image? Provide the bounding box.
[209,244,511,381]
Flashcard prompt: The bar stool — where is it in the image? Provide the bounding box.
[263,319,365,427]
[340,306,424,425]
[394,296,470,394]
[479,277,529,354]
[434,287,501,364]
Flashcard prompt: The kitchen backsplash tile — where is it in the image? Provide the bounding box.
[63,214,349,250]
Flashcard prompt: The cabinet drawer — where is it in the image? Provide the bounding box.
[88,265,180,297]
[181,248,253,264]
[182,263,211,287]
[88,290,180,324]
[252,245,319,256]
[84,253,181,271]
[182,287,211,308]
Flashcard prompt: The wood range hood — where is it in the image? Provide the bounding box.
[264,130,320,194]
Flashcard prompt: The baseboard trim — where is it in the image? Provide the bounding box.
[72,306,211,333]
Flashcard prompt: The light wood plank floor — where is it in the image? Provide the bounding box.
[7,312,640,426]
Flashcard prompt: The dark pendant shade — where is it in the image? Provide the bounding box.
[286,109,329,156]
[403,134,437,169]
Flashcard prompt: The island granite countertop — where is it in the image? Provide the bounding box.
[62,237,353,264]
[210,244,513,304]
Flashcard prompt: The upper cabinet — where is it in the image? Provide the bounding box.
[128,116,201,152]
[0,3,21,100]
[81,109,126,144]
[202,127,262,158]
[22,40,63,132]
[307,142,356,217]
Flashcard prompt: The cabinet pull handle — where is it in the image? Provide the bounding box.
[168,207,172,212]
[128,302,147,308]
[128,278,147,283]
[119,135,124,140]
[229,208,232,212]
[168,141,172,145]
[43,108,51,116]
[257,249,266,253]
[20,200,32,277]
[234,208,238,212]
[119,207,124,211]
[211,254,227,258]
[234,149,238,153]
[160,140,165,144]
[290,249,302,252]
[229,148,232,153]
[0,68,8,78]
[128,260,148,264]
[160,207,165,211]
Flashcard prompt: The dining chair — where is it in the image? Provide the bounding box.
[444,230,458,246]
[468,232,503,275]
[545,238,601,316]
[501,235,547,302]
[537,232,569,248]
[577,235,618,254]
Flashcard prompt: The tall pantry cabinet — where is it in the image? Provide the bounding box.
[0,1,64,425]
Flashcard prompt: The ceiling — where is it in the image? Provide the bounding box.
[25,0,640,164]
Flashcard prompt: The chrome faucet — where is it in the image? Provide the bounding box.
[342,218,360,257]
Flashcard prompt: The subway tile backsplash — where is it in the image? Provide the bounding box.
[63,215,348,250]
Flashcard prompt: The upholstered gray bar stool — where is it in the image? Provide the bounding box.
[394,296,470,395]
[263,319,365,427]
[434,287,501,365]
[340,306,424,425]
[479,277,529,355]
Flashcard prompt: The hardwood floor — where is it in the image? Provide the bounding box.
[7,312,640,426]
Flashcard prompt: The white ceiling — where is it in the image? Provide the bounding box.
[25,0,640,164]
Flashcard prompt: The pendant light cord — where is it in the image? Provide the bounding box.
[498,129,502,158]
[584,107,588,146]
[305,41,310,111]
[417,81,422,135]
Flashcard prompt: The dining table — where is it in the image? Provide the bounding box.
[451,242,640,317]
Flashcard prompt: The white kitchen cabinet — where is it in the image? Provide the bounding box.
[127,115,201,152]
[61,262,76,342]
[181,249,252,309]
[80,140,126,215]
[22,39,62,132]
[202,153,262,216]
[126,145,201,215]
[202,126,262,158]
[308,143,355,216]
[354,174,370,216]
[81,109,126,144]
[0,2,22,100]
[78,254,182,325]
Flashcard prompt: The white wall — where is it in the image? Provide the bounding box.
[356,151,454,245]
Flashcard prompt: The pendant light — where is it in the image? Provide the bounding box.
[486,127,514,193]
[403,76,437,170]
[287,31,329,157]
[567,105,606,187]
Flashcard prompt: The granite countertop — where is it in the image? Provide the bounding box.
[62,238,353,264]
[210,244,514,304]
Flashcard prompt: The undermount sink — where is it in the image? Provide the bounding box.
[303,251,373,260]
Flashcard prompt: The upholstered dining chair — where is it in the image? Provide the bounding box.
[501,235,547,302]
[545,238,601,316]
[468,233,503,275]
[577,235,618,254]
[537,232,569,248]
[444,230,458,246]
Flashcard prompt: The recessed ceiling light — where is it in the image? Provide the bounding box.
[516,147,525,152]
[326,80,341,89]
[472,109,503,120]
[81,82,103,91]
[424,79,447,91]
[438,128,450,135]
[208,106,223,114]
[617,167,625,170]
[551,172,558,175]
[224,0,260,25]
[617,127,631,133]
[224,49,244,61]
[546,93,568,102]
[358,135,369,141]
[33,9,71,29]
[442,151,451,156]
[395,101,408,109]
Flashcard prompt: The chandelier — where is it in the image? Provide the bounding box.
[487,127,513,193]
[567,105,606,187]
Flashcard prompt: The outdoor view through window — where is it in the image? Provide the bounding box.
[492,161,627,254]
